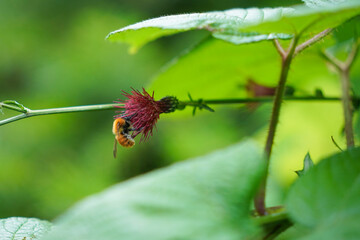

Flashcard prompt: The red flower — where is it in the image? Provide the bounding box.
[114,88,178,141]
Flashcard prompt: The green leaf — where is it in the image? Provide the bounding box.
[107,2,360,52]
[43,141,266,240]
[212,32,292,45]
[303,0,347,8]
[147,37,336,100]
[237,1,360,37]
[106,8,294,52]
[328,16,360,61]
[295,152,314,177]
[0,217,52,240]
[285,148,360,239]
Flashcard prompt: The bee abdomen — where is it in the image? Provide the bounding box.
[116,134,135,148]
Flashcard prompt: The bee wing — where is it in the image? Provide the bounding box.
[113,138,118,158]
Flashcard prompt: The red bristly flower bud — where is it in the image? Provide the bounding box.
[114,88,178,141]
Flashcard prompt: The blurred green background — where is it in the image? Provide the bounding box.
[1,0,358,221]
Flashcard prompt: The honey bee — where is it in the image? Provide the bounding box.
[112,118,135,157]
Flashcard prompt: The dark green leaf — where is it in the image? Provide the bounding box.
[286,148,360,239]
[43,141,266,240]
[295,152,314,177]
[0,217,52,240]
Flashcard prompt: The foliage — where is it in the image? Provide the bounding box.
[43,141,265,240]
[1,0,360,240]
[295,153,314,177]
[0,217,51,240]
[286,148,360,239]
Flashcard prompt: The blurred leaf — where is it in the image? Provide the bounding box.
[0,217,52,240]
[326,16,360,66]
[332,16,360,44]
[295,152,314,177]
[285,148,360,239]
[43,141,266,240]
[107,2,360,52]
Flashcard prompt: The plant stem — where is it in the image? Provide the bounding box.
[321,40,359,148]
[0,103,28,113]
[254,37,298,216]
[253,27,339,216]
[294,28,333,56]
[340,68,355,147]
[0,103,117,126]
[0,96,350,127]
[180,96,342,105]
[253,211,288,226]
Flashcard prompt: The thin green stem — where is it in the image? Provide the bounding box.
[253,211,288,226]
[0,103,27,113]
[180,96,342,106]
[0,95,354,127]
[0,103,117,126]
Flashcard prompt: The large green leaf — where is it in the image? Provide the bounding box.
[106,8,294,52]
[245,1,360,35]
[285,148,360,239]
[0,217,52,240]
[147,37,338,99]
[107,1,360,52]
[43,141,265,240]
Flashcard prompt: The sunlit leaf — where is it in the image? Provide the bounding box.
[286,147,360,239]
[147,37,337,100]
[107,1,360,52]
[107,8,294,52]
[303,0,347,8]
[212,32,292,45]
[43,141,266,240]
[0,217,52,240]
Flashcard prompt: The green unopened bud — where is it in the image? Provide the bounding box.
[158,96,179,113]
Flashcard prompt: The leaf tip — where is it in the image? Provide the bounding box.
[295,152,314,177]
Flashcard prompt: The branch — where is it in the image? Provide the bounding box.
[345,39,359,70]
[254,36,299,216]
[180,96,343,105]
[320,50,345,70]
[273,39,286,59]
[0,96,355,127]
[320,40,359,148]
[294,28,333,57]
[0,103,117,126]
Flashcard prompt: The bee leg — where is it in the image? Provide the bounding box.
[113,138,118,158]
